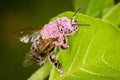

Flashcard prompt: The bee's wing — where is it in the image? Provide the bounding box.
[23,52,34,67]
[14,27,42,43]
[20,31,40,43]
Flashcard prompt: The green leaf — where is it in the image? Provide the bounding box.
[86,0,114,17]
[28,62,52,80]
[73,0,90,13]
[49,12,120,80]
[103,2,120,27]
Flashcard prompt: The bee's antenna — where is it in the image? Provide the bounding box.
[71,8,81,21]
[71,8,90,27]
[72,24,90,26]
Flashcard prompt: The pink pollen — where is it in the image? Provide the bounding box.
[40,17,77,50]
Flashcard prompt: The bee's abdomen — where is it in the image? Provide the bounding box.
[30,51,46,65]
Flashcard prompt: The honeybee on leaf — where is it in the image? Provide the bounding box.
[16,8,89,77]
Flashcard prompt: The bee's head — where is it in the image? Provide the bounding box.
[65,8,90,35]
[55,8,89,35]
[56,17,78,35]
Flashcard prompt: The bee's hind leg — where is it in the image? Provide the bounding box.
[48,54,63,77]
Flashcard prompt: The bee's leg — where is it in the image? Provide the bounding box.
[60,36,69,50]
[48,54,63,76]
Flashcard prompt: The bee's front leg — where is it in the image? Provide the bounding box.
[48,54,63,77]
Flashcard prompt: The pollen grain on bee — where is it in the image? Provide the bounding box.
[40,17,78,50]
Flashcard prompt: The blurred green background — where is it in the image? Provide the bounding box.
[0,0,73,80]
[0,0,119,80]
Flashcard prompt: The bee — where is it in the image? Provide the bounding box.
[23,37,63,74]
[17,8,89,77]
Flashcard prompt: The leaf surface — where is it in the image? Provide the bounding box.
[28,62,51,80]
[73,0,90,13]
[86,0,114,17]
[49,12,120,80]
[103,2,120,27]
[73,0,114,17]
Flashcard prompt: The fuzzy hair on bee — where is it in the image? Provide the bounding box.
[18,8,89,77]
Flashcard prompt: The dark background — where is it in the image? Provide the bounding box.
[0,0,119,80]
[0,0,73,80]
